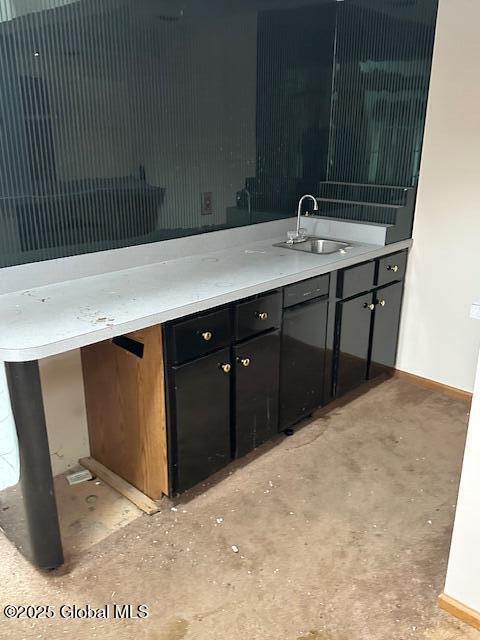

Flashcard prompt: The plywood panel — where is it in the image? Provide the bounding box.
[81,325,168,499]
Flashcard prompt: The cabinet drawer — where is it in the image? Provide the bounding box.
[234,291,282,341]
[167,307,231,364]
[376,250,407,286]
[337,261,375,299]
[283,274,330,308]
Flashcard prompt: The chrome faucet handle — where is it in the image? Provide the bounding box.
[286,230,298,244]
[286,228,308,244]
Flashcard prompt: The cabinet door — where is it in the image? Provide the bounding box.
[234,330,280,457]
[369,281,404,379]
[280,298,328,430]
[171,348,232,493]
[335,292,374,397]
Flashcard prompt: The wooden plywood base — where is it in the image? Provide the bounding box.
[394,370,473,403]
[81,325,169,499]
[438,593,480,631]
[80,457,160,515]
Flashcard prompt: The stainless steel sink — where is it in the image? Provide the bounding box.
[274,237,350,255]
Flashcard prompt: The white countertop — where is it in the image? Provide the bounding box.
[0,233,411,362]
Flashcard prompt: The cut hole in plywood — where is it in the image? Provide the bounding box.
[55,472,142,557]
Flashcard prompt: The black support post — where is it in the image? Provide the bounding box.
[1,361,64,569]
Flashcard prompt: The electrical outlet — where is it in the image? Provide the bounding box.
[201,191,213,215]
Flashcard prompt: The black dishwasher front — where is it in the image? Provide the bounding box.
[280,275,329,430]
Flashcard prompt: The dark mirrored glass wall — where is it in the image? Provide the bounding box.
[328,0,438,187]
[0,0,438,268]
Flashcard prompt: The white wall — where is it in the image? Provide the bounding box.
[406,0,480,608]
[40,352,89,476]
[396,0,480,393]
[0,364,19,489]
[444,337,480,611]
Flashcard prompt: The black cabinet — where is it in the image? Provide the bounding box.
[164,250,407,494]
[333,250,407,399]
[234,330,280,457]
[369,282,404,379]
[280,296,328,429]
[165,296,281,494]
[335,292,374,397]
[171,348,232,493]
[82,248,408,507]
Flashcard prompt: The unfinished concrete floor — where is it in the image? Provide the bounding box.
[0,377,478,640]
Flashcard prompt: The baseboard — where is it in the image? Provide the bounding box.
[393,369,473,403]
[438,593,480,630]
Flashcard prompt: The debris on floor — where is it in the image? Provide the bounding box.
[0,379,475,640]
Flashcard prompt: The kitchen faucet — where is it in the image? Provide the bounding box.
[287,194,319,244]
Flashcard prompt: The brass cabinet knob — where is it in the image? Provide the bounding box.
[365,303,375,311]
[201,331,212,341]
[388,264,399,273]
[256,311,268,320]
[238,357,251,367]
[379,299,386,307]
[220,363,231,373]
